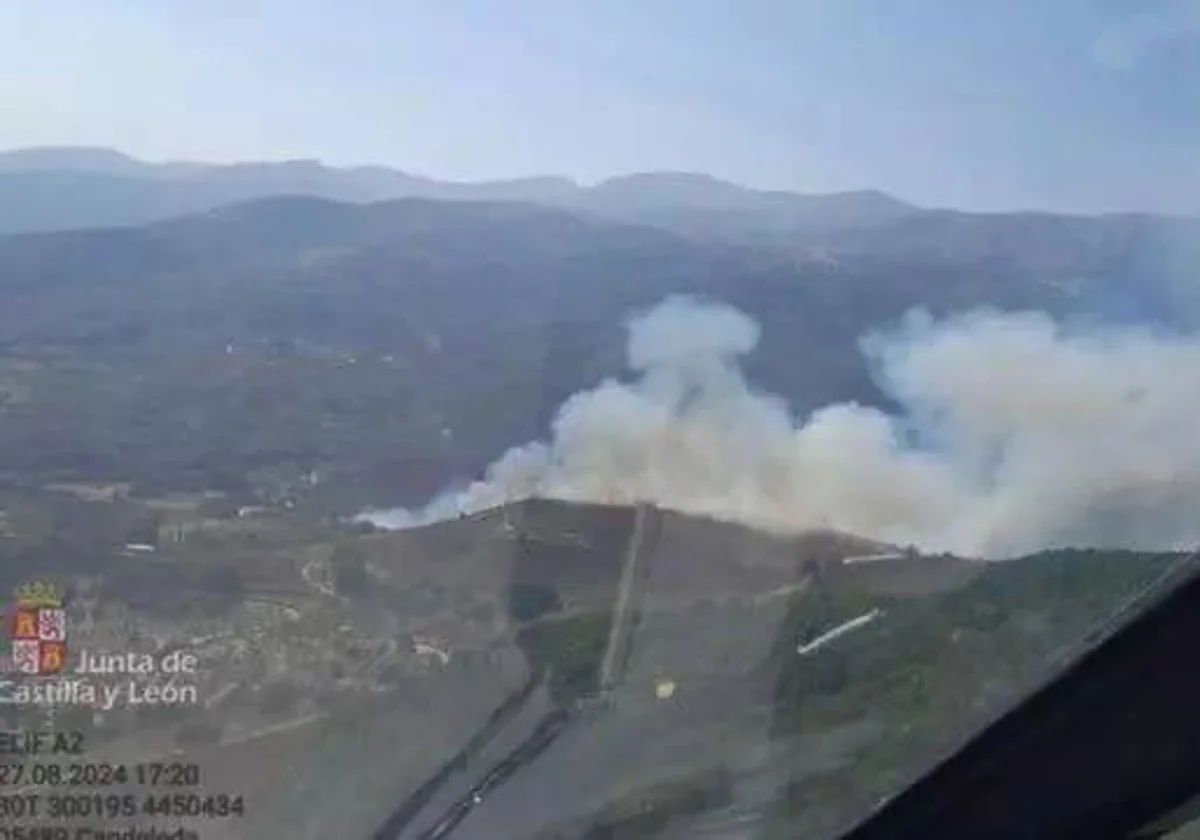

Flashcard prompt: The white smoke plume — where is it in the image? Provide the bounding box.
[362,295,1200,558]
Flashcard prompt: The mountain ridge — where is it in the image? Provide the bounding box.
[3,147,1197,315]
[0,191,1196,511]
[0,145,923,240]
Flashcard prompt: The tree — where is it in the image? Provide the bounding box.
[200,563,245,600]
[331,546,369,596]
[123,509,164,547]
[506,583,563,623]
[197,496,240,519]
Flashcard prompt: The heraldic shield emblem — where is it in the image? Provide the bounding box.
[9,580,67,675]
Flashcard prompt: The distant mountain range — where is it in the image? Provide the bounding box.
[3,147,1198,322]
[0,147,1198,505]
[0,146,921,247]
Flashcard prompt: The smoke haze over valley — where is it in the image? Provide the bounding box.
[364,295,1200,559]
[1,151,1198,559]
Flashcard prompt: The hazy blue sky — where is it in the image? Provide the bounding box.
[2,0,1198,212]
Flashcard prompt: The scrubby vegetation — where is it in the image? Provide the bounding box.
[761,548,1185,837]
[517,613,613,705]
[507,582,565,623]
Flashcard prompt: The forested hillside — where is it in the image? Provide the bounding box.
[0,195,1193,512]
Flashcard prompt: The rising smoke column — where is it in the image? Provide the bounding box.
[365,295,1200,558]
